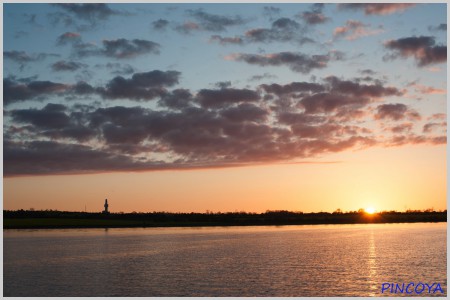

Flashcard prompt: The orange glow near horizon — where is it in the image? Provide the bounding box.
[3,145,446,214]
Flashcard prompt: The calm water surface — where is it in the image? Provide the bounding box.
[3,223,446,296]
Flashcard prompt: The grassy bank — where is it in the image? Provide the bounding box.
[3,210,447,229]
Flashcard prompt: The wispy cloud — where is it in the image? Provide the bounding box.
[334,20,384,41]
[226,51,344,74]
[338,3,416,15]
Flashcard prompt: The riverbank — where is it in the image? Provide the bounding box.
[3,210,446,229]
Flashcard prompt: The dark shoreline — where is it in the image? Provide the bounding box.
[3,210,447,229]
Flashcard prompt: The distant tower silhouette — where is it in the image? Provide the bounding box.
[103,199,109,214]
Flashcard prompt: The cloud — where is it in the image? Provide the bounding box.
[220,103,268,122]
[98,70,180,100]
[384,36,447,66]
[209,35,244,45]
[55,32,160,59]
[261,81,325,95]
[298,4,329,25]
[423,122,446,133]
[175,22,201,34]
[96,63,135,75]
[410,83,446,95]
[245,18,306,43]
[374,103,420,121]
[102,39,160,59]
[338,3,416,15]
[50,3,125,30]
[227,51,343,74]
[51,60,86,72]
[196,87,261,108]
[10,104,71,129]
[4,51,60,70]
[4,70,180,104]
[3,74,443,176]
[4,140,142,176]
[4,78,69,105]
[334,20,383,40]
[77,38,160,59]
[186,9,247,32]
[54,3,120,21]
[262,6,281,20]
[248,73,278,82]
[325,76,402,97]
[158,89,193,109]
[56,32,82,45]
[152,19,170,30]
[210,17,313,46]
[428,23,447,32]
[300,93,371,114]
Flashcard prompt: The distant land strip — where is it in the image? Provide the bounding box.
[3,210,447,229]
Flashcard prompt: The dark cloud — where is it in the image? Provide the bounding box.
[152,19,170,30]
[263,6,281,20]
[261,81,325,95]
[56,32,160,59]
[215,81,232,89]
[10,104,71,129]
[50,3,127,30]
[70,81,96,95]
[158,89,193,109]
[106,63,135,75]
[300,93,371,114]
[14,30,29,39]
[338,3,416,15]
[77,38,160,59]
[359,69,376,76]
[4,51,60,70]
[228,51,343,74]
[175,22,201,34]
[4,140,141,176]
[220,103,268,122]
[3,72,442,176]
[4,70,180,104]
[389,123,413,134]
[103,39,160,59]
[4,78,69,105]
[210,17,313,46]
[196,88,261,108]
[298,4,329,25]
[384,36,447,66]
[54,4,120,21]
[374,103,420,121]
[209,35,244,45]
[423,122,446,133]
[98,70,180,100]
[245,18,307,43]
[51,60,86,72]
[56,32,82,45]
[248,73,277,82]
[325,76,402,97]
[186,9,247,32]
[428,23,447,32]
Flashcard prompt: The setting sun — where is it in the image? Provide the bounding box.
[365,207,376,214]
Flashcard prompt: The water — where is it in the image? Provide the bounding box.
[3,223,446,297]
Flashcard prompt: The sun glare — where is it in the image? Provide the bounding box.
[365,207,376,214]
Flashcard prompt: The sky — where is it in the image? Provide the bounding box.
[3,3,447,213]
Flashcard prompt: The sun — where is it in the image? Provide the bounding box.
[365,207,376,214]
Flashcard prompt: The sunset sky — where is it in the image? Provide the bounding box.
[3,3,447,213]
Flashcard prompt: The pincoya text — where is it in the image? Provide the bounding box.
[381,282,444,294]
